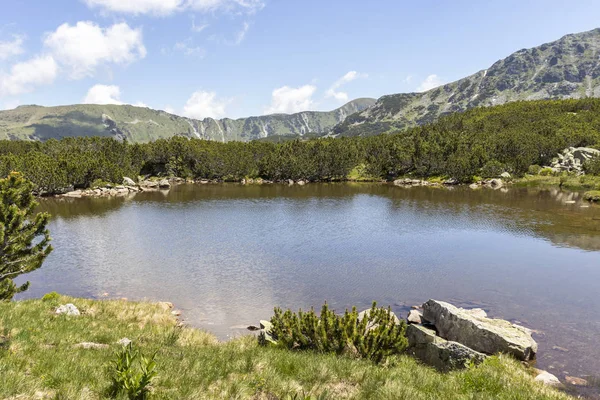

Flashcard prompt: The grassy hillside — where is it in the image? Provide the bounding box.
[0,294,572,399]
[0,99,376,143]
[334,28,600,137]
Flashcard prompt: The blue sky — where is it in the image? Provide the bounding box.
[1,0,600,119]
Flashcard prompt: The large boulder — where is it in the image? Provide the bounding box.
[406,324,486,371]
[422,300,537,361]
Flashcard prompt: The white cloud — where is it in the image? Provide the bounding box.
[403,75,413,84]
[325,71,367,103]
[191,17,209,33]
[234,22,250,45]
[83,84,123,105]
[265,84,316,114]
[417,74,445,92]
[84,0,184,15]
[0,35,25,60]
[183,90,227,119]
[44,21,146,80]
[174,40,206,57]
[0,55,58,97]
[163,106,176,114]
[83,0,264,15]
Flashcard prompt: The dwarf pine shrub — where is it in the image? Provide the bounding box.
[264,301,407,363]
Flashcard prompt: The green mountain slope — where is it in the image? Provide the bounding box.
[0,98,376,143]
[333,28,600,136]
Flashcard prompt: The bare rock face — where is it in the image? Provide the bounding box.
[422,299,537,361]
[406,324,486,371]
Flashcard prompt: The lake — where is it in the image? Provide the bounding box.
[17,183,600,392]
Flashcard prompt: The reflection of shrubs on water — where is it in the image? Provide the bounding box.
[38,196,128,219]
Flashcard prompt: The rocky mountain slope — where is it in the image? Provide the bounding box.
[333,28,600,137]
[0,98,375,143]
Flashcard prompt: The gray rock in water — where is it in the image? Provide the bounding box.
[123,177,136,186]
[158,179,171,188]
[406,324,486,371]
[500,172,512,179]
[534,370,562,387]
[422,299,537,361]
[55,304,80,316]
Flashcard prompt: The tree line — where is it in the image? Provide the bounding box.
[1,98,600,193]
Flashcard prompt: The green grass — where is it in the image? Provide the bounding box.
[514,174,600,191]
[0,295,572,399]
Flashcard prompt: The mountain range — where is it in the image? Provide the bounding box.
[1,28,600,142]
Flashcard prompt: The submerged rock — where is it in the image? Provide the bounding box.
[406,324,486,371]
[534,370,562,387]
[565,376,588,386]
[422,299,537,361]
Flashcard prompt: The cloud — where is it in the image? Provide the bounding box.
[174,40,206,57]
[83,0,264,15]
[0,35,25,60]
[83,84,123,105]
[325,71,367,103]
[403,75,413,84]
[191,17,209,33]
[233,22,250,45]
[183,90,228,119]
[44,21,146,80]
[83,0,184,15]
[417,74,445,92]
[0,55,58,97]
[265,84,316,114]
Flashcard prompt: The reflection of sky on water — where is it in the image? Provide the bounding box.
[18,183,600,383]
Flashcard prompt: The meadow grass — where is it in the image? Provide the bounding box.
[0,295,573,399]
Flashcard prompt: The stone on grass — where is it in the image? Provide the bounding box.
[422,299,537,361]
[117,337,132,346]
[406,324,486,371]
[75,342,109,349]
[55,304,80,316]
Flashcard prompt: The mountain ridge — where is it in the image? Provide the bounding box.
[332,28,600,136]
[0,98,376,142]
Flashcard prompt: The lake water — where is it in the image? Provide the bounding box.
[17,183,600,394]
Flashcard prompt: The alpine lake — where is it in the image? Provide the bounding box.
[17,182,600,396]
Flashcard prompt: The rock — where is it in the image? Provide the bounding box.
[75,342,108,349]
[443,178,458,185]
[141,180,158,188]
[489,178,503,188]
[171,310,182,317]
[259,320,276,344]
[296,180,306,185]
[500,172,512,179]
[407,309,423,324]
[55,304,80,316]
[158,179,171,188]
[117,337,132,346]
[534,371,562,387]
[565,376,588,386]
[123,177,136,186]
[422,299,537,361]
[358,309,401,332]
[157,301,174,310]
[63,190,83,198]
[469,183,479,190]
[406,324,486,371]
[287,179,294,185]
[552,345,569,353]
[247,325,260,331]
